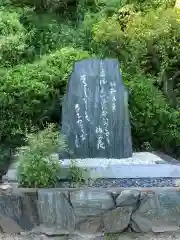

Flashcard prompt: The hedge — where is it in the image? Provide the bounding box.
[125,73,180,155]
[0,47,89,143]
[0,8,28,67]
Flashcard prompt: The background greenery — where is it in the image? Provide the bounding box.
[0,0,179,175]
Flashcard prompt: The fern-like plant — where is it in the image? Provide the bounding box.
[17,124,67,188]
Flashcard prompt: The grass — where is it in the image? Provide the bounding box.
[105,234,119,240]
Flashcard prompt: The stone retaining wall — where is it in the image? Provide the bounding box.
[0,186,180,235]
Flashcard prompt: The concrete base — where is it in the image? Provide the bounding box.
[61,163,180,179]
[2,152,170,182]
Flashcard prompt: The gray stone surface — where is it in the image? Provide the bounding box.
[76,216,102,233]
[103,207,132,233]
[32,225,71,236]
[37,189,180,234]
[2,152,169,182]
[70,190,115,218]
[1,188,180,234]
[61,59,132,159]
[38,190,75,229]
[32,226,103,240]
[61,152,165,166]
[58,153,179,180]
[0,191,39,233]
[5,163,180,182]
[158,190,180,225]
[131,191,180,232]
[152,151,180,165]
[85,164,180,179]
[4,152,180,183]
[116,190,140,207]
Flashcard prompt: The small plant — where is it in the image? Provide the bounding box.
[17,123,67,188]
[68,160,101,187]
[105,233,119,240]
[69,160,89,187]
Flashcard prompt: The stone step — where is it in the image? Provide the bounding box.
[3,152,180,182]
[60,163,180,180]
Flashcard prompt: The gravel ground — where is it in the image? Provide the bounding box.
[0,233,43,240]
[2,232,180,240]
[93,178,178,187]
[107,232,180,240]
[59,177,179,188]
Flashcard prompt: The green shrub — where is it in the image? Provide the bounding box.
[126,8,180,107]
[0,47,89,139]
[21,11,98,57]
[0,47,89,172]
[92,7,180,108]
[2,0,72,10]
[17,124,67,188]
[124,72,180,155]
[132,0,175,11]
[0,8,28,67]
[21,12,62,56]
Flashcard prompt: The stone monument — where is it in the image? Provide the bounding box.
[61,59,132,159]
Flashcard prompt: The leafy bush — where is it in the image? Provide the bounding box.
[92,7,180,109]
[0,47,89,172]
[17,124,67,188]
[133,0,175,11]
[124,72,180,154]
[126,8,180,107]
[0,47,89,140]
[3,0,71,10]
[0,8,28,67]
[21,11,62,56]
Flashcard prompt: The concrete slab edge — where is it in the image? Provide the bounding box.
[10,186,180,193]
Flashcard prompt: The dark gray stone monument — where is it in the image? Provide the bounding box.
[61,59,132,159]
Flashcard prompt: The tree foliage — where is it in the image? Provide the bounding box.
[0,0,179,173]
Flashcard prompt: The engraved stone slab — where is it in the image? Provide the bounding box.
[61,59,132,159]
